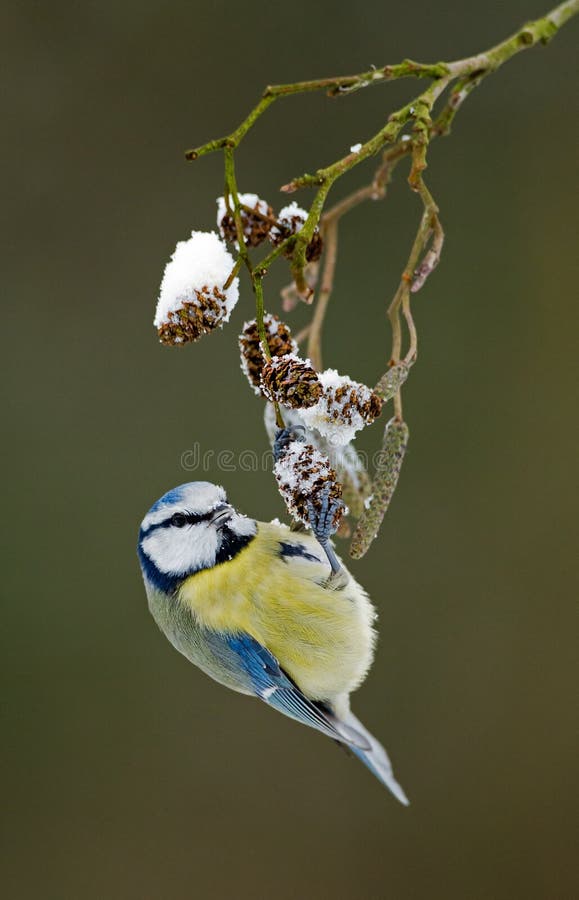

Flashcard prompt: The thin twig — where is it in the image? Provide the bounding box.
[307,220,338,370]
[185,2,577,160]
[294,324,312,345]
[182,0,578,540]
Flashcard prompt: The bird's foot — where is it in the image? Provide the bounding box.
[307,485,346,583]
[273,425,305,462]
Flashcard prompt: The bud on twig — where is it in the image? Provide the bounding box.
[411,248,439,293]
[281,261,320,311]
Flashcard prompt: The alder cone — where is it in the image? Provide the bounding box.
[261,356,322,409]
[274,440,344,530]
[157,287,227,345]
[238,316,298,392]
[219,199,274,248]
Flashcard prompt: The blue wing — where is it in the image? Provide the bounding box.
[225,633,370,750]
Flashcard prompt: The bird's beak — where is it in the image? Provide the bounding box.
[210,504,232,526]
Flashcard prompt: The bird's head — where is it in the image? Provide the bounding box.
[137,482,257,593]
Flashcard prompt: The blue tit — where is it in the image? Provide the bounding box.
[137,480,408,805]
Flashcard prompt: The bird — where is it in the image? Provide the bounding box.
[137,478,408,804]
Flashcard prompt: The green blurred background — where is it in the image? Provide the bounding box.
[2,1,577,898]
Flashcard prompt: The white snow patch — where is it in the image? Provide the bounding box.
[274,440,335,525]
[268,517,288,529]
[299,368,376,445]
[270,201,308,241]
[154,231,238,327]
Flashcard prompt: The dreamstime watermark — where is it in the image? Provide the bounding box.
[180,442,390,473]
[181,444,275,473]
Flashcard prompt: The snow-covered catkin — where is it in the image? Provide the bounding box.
[264,403,372,526]
[349,418,409,559]
[217,193,273,248]
[299,369,383,445]
[154,231,239,346]
[269,202,324,262]
[274,440,344,531]
[157,287,228,345]
[238,315,298,394]
[260,355,322,409]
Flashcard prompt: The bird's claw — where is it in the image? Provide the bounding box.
[307,484,344,545]
[273,425,306,462]
[307,485,346,579]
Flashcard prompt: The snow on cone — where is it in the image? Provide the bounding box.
[217,193,273,248]
[274,439,344,531]
[154,231,239,345]
[299,369,383,445]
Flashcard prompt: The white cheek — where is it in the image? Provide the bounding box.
[142,524,218,575]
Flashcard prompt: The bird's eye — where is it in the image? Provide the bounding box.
[171,513,188,528]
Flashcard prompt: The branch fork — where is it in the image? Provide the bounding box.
[181,1,577,550]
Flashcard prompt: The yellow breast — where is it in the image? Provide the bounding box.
[177,522,376,701]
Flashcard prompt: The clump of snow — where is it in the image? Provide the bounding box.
[269,517,288,529]
[299,368,382,445]
[270,202,308,241]
[154,231,238,329]
[350,142,362,153]
[275,440,328,495]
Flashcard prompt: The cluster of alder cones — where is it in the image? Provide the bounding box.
[218,194,323,262]
[153,202,408,548]
[239,314,384,533]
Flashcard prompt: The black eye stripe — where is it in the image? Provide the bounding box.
[169,511,210,528]
[141,508,221,537]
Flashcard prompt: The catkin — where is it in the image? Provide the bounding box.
[373,363,410,402]
[349,417,409,559]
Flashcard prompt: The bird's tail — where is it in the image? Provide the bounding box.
[341,709,409,806]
